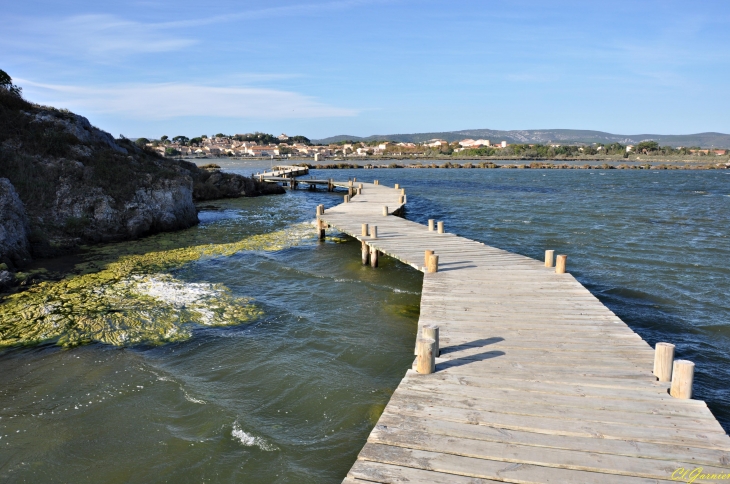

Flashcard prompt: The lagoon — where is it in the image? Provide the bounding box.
[1,161,728,482]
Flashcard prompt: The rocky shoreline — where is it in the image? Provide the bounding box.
[0,91,284,290]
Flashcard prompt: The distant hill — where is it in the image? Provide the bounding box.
[314,129,730,148]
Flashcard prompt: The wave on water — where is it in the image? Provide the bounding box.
[231,421,278,451]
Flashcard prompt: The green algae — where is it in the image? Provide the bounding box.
[0,223,319,348]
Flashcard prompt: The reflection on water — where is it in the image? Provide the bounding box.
[1,162,729,482]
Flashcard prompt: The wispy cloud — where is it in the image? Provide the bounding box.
[1,14,196,58]
[1,0,393,59]
[19,80,358,119]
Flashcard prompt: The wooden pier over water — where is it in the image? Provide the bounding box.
[313,182,730,483]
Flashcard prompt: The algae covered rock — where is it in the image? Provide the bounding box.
[0,222,318,348]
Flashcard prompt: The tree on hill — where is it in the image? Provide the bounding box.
[636,141,659,154]
[215,133,228,139]
[288,135,311,145]
[173,135,189,145]
[0,69,22,97]
[134,138,150,147]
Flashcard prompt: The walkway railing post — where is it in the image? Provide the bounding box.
[362,241,370,265]
[370,246,378,268]
[427,254,439,273]
[428,219,434,231]
[422,325,440,356]
[424,250,434,268]
[399,195,405,204]
[374,180,379,185]
[653,342,675,382]
[361,223,368,237]
[370,226,377,239]
[670,360,695,399]
[556,255,567,274]
[437,221,444,234]
[394,183,400,190]
[416,338,436,374]
[344,194,349,203]
[382,206,388,216]
[545,250,555,268]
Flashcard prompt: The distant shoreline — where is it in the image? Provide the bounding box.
[185,157,729,170]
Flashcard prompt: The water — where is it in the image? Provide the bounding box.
[1,161,729,482]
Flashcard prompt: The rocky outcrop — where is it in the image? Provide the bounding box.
[193,167,285,200]
[0,178,31,269]
[0,89,283,265]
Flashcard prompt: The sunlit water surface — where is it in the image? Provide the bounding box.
[1,160,729,482]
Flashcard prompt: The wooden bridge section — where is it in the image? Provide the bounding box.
[316,182,730,483]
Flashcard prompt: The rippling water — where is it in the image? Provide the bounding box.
[1,160,729,482]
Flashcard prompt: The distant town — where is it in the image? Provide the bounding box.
[135,132,730,162]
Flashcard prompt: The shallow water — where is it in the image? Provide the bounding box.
[1,161,729,482]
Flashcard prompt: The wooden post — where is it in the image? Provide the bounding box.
[555,255,567,274]
[422,325,440,356]
[359,183,363,189]
[370,226,377,239]
[670,360,694,399]
[424,250,434,268]
[370,246,378,268]
[545,249,554,268]
[427,254,439,273]
[374,180,379,185]
[416,338,436,374]
[348,186,354,197]
[653,342,675,382]
[428,219,434,231]
[399,195,405,204]
[394,183,400,189]
[328,179,334,192]
[316,218,325,240]
[361,241,370,265]
[437,221,444,234]
[353,177,357,183]
[361,223,368,237]
[344,194,349,203]
[382,206,388,216]
[400,188,405,195]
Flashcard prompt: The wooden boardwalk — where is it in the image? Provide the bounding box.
[316,182,730,483]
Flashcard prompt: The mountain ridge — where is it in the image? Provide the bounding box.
[313,129,730,148]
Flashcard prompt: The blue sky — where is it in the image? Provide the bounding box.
[2,0,729,139]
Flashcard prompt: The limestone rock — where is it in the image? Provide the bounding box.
[0,178,31,269]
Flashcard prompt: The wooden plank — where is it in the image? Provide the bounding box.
[368,426,730,479]
[349,461,503,483]
[357,443,666,483]
[376,413,730,468]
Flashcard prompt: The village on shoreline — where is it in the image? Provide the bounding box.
[141,132,730,167]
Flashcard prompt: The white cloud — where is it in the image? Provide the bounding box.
[19,80,358,119]
[1,14,196,58]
